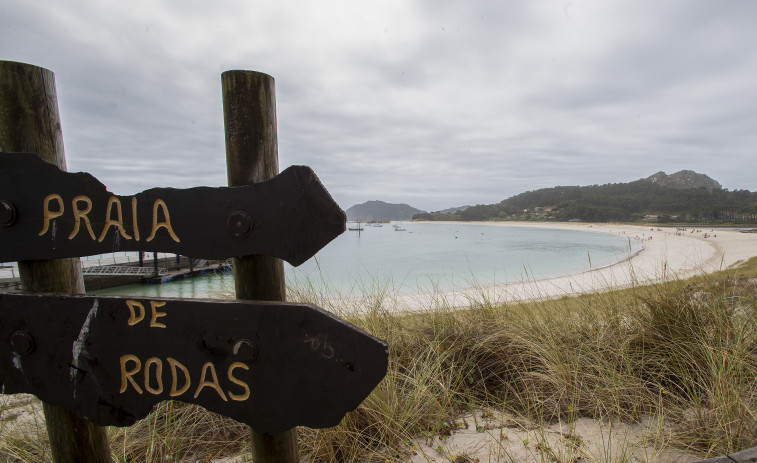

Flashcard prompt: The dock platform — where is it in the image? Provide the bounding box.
[0,255,232,292]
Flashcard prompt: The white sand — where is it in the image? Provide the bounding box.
[410,410,700,463]
[397,222,757,310]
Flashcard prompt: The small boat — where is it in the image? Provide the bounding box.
[394,226,406,231]
[348,221,364,231]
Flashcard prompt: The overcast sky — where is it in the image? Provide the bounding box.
[2,1,756,212]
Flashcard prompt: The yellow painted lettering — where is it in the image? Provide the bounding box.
[227,362,250,401]
[131,196,140,241]
[193,362,228,402]
[144,357,164,394]
[69,195,96,240]
[39,193,64,236]
[167,357,191,397]
[126,300,145,325]
[146,199,180,243]
[98,196,133,242]
[149,301,167,328]
[119,354,143,394]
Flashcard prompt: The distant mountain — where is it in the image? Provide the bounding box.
[346,200,424,221]
[644,170,722,191]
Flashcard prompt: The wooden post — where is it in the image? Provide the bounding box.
[222,70,299,463]
[0,61,113,463]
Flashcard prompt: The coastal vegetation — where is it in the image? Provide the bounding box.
[2,258,756,462]
[413,173,757,224]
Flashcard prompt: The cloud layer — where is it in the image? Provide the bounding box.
[2,0,756,211]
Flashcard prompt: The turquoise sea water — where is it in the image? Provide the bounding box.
[91,223,641,298]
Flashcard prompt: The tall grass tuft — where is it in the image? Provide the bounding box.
[107,400,248,462]
[1,258,755,462]
[632,275,757,455]
[291,261,756,462]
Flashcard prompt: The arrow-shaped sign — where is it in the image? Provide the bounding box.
[0,293,388,434]
[0,152,346,266]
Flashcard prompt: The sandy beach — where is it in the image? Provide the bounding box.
[400,222,757,310]
[398,222,757,463]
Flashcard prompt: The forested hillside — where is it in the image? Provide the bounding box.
[414,177,757,224]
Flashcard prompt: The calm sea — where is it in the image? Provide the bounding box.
[91,222,641,298]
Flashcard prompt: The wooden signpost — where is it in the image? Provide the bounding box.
[0,152,345,266]
[0,293,388,435]
[1,61,387,463]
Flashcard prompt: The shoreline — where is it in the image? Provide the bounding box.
[395,221,757,310]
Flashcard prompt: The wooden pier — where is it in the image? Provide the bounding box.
[0,256,232,292]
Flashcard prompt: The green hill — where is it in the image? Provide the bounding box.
[414,171,757,224]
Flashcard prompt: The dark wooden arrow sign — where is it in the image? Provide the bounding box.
[0,293,388,434]
[0,152,346,266]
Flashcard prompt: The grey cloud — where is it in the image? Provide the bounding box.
[2,0,756,212]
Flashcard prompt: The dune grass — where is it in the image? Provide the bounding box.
[1,258,755,462]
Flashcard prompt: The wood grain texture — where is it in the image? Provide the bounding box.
[0,60,112,463]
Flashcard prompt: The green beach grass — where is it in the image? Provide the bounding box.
[1,258,755,462]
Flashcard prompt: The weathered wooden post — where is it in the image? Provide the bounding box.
[222,70,299,463]
[0,60,113,462]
